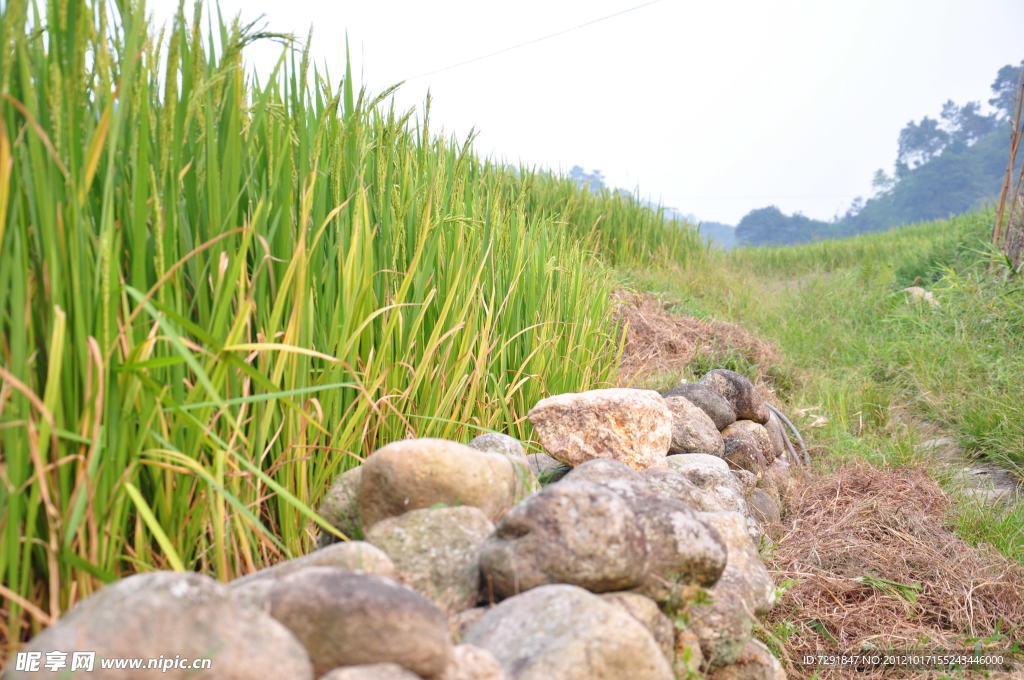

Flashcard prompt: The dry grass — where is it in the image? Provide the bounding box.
[612,290,780,387]
[766,464,1024,678]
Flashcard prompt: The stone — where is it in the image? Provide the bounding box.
[268,567,451,678]
[664,382,737,430]
[640,466,707,509]
[468,433,538,500]
[666,453,730,474]
[668,457,749,515]
[440,644,506,680]
[318,467,364,546]
[320,665,421,680]
[358,438,517,529]
[624,489,728,603]
[733,469,758,495]
[764,412,787,459]
[6,572,314,680]
[366,506,494,613]
[722,437,769,477]
[600,592,675,663]
[450,607,489,641]
[708,639,786,680]
[760,457,794,506]
[746,487,781,526]
[561,457,642,485]
[231,541,397,608]
[664,395,725,455]
[464,584,674,679]
[700,370,769,424]
[688,512,775,669]
[722,421,774,464]
[559,470,728,603]
[467,432,525,457]
[527,388,672,470]
[478,481,647,599]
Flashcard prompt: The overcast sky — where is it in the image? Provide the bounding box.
[149,0,1023,225]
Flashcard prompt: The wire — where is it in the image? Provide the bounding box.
[403,0,665,81]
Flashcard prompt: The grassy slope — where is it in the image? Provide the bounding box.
[626,211,1024,561]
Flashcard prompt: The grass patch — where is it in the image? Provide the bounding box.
[628,211,1023,566]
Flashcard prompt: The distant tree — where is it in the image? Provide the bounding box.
[735,206,832,246]
[845,196,866,218]
[872,169,895,194]
[898,116,950,168]
[738,60,1024,247]
[989,61,1024,119]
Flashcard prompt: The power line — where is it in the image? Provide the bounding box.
[404,0,665,81]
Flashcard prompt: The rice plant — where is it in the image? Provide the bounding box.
[0,0,705,647]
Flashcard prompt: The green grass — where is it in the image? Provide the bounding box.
[628,210,1024,561]
[0,0,706,642]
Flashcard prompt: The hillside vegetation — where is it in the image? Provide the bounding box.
[0,1,704,641]
[735,61,1023,247]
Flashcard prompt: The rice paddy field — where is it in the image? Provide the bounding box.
[0,0,707,645]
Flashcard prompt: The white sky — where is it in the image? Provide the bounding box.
[148,0,1023,225]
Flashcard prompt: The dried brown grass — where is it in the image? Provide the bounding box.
[766,464,1024,679]
[612,290,780,387]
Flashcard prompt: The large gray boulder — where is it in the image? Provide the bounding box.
[267,567,451,678]
[527,388,672,470]
[688,512,775,669]
[664,395,725,455]
[478,480,647,599]
[610,484,728,603]
[5,572,313,680]
[664,382,737,430]
[464,584,674,679]
[358,438,517,529]
[561,462,729,603]
[318,466,363,545]
[366,506,494,613]
[700,370,769,424]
